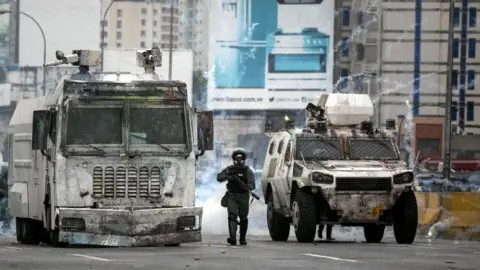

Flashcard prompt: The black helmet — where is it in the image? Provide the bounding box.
[231,148,247,160]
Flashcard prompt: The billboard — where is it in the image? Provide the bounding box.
[208,0,335,110]
[103,48,194,106]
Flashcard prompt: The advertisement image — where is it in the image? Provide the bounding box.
[208,0,334,110]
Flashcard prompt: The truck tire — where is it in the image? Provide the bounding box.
[393,190,418,244]
[292,189,316,243]
[15,218,23,243]
[20,219,40,245]
[363,224,385,243]
[266,192,290,241]
[50,229,68,248]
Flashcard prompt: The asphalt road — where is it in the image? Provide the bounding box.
[0,234,478,270]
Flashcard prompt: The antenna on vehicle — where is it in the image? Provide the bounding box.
[44,50,100,74]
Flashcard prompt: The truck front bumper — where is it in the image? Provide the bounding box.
[57,206,202,247]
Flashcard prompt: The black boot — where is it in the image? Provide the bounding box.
[239,218,248,245]
[227,220,237,246]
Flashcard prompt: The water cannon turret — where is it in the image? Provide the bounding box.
[306,102,327,133]
[137,47,162,73]
[44,50,100,74]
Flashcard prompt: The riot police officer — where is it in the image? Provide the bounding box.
[217,148,256,246]
[318,224,334,241]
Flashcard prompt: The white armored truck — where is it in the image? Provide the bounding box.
[8,48,214,247]
[261,93,418,244]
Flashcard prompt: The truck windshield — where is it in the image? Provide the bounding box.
[295,137,344,160]
[349,138,399,160]
[66,107,123,145]
[129,107,187,146]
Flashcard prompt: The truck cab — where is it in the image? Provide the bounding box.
[8,48,214,247]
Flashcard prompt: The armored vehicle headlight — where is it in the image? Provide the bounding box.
[311,172,333,184]
[393,172,414,184]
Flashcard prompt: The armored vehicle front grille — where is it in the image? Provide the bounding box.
[335,177,392,191]
[92,166,164,199]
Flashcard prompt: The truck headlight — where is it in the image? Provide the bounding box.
[393,172,414,184]
[311,172,333,184]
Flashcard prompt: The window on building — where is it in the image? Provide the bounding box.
[454,7,460,27]
[452,101,458,121]
[141,8,147,15]
[416,138,441,154]
[116,31,122,40]
[343,6,350,26]
[141,19,146,26]
[116,42,121,48]
[141,30,146,37]
[116,20,122,29]
[468,70,475,90]
[153,9,158,15]
[101,20,108,27]
[470,7,477,28]
[467,101,475,121]
[100,42,107,48]
[468,38,476,58]
[117,9,122,17]
[153,31,157,37]
[452,70,458,90]
[153,20,158,27]
[453,38,459,58]
[342,37,349,57]
[140,42,146,48]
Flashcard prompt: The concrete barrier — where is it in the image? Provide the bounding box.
[416,192,441,233]
[416,191,480,240]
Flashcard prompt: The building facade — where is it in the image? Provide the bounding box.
[100,0,209,71]
[341,0,480,133]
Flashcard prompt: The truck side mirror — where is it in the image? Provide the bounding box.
[197,111,214,151]
[32,110,52,151]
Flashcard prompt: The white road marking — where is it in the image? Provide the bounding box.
[69,254,111,262]
[386,244,439,250]
[304,253,360,263]
[5,246,22,250]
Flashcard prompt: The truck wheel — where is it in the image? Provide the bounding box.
[50,229,68,248]
[393,190,418,244]
[292,189,316,243]
[266,192,290,241]
[21,219,40,245]
[363,224,385,243]
[16,218,23,243]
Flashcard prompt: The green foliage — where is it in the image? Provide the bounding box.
[192,70,208,109]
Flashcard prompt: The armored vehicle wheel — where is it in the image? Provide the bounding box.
[292,189,316,243]
[266,192,290,241]
[393,190,418,244]
[363,224,385,243]
[165,244,181,247]
[50,229,68,248]
[15,218,23,243]
[19,219,40,245]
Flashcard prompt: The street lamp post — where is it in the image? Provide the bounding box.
[100,0,117,72]
[0,10,47,96]
[443,0,455,180]
[168,0,174,80]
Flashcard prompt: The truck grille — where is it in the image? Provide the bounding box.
[92,166,164,199]
[335,177,392,191]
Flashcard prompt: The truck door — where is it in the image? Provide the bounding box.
[278,140,292,206]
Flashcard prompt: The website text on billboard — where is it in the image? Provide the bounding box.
[212,97,264,102]
[208,0,334,110]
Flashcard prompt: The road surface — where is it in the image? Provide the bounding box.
[0,235,478,270]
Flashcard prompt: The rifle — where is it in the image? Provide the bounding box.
[230,174,260,200]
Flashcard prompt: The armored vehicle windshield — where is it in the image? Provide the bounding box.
[348,137,399,160]
[295,135,344,160]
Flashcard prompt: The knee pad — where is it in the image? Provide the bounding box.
[228,213,237,222]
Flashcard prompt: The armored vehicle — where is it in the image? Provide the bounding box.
[261,93,418,244]
[8,48,213,247]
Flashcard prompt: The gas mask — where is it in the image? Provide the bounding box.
[233,154,245,166]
